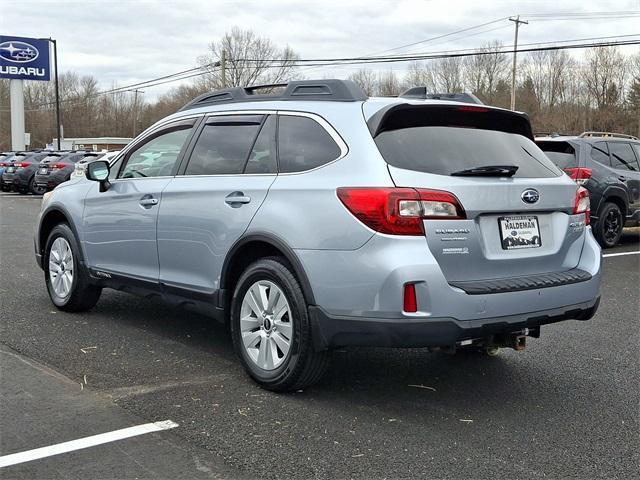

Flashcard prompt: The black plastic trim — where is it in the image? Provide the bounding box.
[309,297,600,350]
[37,205,87,269]
[221,233,316,305]
[179,80,368,111]
[449,268,592,295]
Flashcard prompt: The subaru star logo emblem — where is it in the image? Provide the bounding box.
[0,41,39,63]
[521,189,540,204]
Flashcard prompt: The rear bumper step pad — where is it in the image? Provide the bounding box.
[449,268,592,295]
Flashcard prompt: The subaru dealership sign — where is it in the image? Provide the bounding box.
[0,35,50,81]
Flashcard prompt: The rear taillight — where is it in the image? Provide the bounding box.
[564,167,592,186]
[16,162,31,169]
[52,163,66,169]
[0,162,6,167]
[573,186,590,225]
[336,187,465,235]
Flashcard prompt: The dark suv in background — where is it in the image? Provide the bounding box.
[34,151,104,193]
[536,132,640,247]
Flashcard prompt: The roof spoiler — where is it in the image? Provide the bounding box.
[180,79,368,111]
[399,88,484,105]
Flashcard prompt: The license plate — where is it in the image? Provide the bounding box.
[39,167,48,174]
[498,216,542,250]
[6,166,15,173]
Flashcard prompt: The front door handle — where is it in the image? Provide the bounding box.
[225,192,251,206]
[139,198,158,207]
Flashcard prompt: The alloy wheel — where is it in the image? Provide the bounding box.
[49,237,74,298]
[603,209,621,243]
[240,280,293,371]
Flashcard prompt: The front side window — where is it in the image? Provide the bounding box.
[185,115,263,175]
[608,142,639,171]
[119,121,195,179]
[278,115,342,173]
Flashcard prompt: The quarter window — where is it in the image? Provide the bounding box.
[278,115,342,173]
[608,142,639,171]
[185,115,263,175]
[119,122,195,179]
[590,142,610,166]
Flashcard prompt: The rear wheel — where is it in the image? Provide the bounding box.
[30,176,46,195]
[230,257,329,392]
[594,202,624,248]
[44,223,102,312]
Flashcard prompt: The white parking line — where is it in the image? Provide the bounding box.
[0,420,178,468]
[603,251,640,258]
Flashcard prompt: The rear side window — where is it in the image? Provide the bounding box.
[536,141,577,169]
[245,115,277,174]
[608,142,639,171]
[376,126,561,178]
[278,115,341,173]
[590,142,610,166]
[185,115,263,175]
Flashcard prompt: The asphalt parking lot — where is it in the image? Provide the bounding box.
[1,191,638,479]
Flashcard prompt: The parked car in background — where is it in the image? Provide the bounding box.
[0,152,16,191]
[34,151,104,193]
[35,80,601,392]
[72,151,119,178]
[1,151,55,194]
[536,131,640,247]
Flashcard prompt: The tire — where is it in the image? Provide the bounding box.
[30,176,46,195]
[593,202,624,248]
[230,257,329,392]
[44,223,102,312]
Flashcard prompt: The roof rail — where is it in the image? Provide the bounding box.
[179,79,368,111]
[399,87,484,105]
[578,131,638,140]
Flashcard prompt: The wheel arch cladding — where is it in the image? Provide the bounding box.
[601,189,628,217]
[39,207,86,264]
[221,234,316,306]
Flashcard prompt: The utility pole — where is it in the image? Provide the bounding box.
[509,16,528,111]
[49,38,62,149]
[130,89,144,137]
[221,49,227,88]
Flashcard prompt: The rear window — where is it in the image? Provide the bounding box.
[375,126,562,178]
[536,141,577,169]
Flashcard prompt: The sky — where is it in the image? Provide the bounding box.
[2,0,640,100]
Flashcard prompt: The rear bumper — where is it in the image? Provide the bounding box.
[310,296,600,349]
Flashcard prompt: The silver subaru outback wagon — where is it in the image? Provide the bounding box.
[35,80,602,391]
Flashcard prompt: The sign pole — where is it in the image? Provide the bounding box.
[9,79,26,151]
[51,38,61,150]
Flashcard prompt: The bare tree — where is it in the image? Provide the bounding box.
[403,61,437,91]
[434,57,464,92]
[464,41,508,103]
[376,70,402,96]
[197,27,299,89]
[347,69,377,95]
[585,46,627,109]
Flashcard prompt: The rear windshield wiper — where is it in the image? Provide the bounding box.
[450,165,519,177]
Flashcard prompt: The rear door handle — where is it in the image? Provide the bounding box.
[225,192,251,206]
[618,175,627,182]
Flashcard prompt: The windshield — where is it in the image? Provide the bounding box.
[375,126,562,178]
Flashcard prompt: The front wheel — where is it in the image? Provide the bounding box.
[230,257,329,392]
[44,223,102,312]
[594,202,624,248]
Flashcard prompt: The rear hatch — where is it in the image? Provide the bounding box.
[370,103,585,283]
[37,153,66,176]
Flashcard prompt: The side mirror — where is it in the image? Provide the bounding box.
[86,160,111,192]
